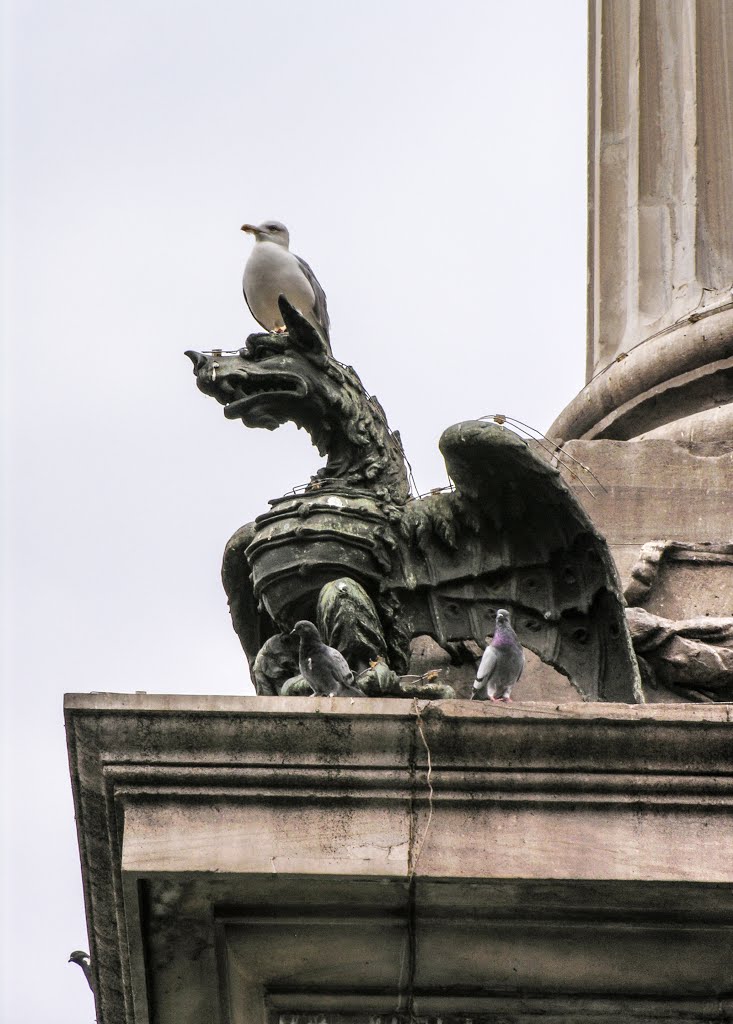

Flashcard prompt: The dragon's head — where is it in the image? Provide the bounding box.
[186,298,410,502]
[186,298,332,434]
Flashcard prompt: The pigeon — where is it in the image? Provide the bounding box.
[290,620,365,697]
[240,221,330,346]
[471,608,525,702]
[68,950,93,991]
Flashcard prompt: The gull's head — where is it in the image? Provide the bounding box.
[241,220,290,248]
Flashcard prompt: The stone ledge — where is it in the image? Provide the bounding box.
[65,695,733,1024]
[65,690,733,720]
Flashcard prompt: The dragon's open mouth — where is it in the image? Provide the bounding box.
[218,372,307,418]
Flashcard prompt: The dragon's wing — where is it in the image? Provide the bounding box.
[434,420,641,703]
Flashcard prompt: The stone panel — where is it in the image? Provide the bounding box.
[558,438,733,594]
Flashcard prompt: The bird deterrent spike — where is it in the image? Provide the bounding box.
[503,422,597,497]
[501,415,608,493]
[521,434,597,497]
[479,413,606,496]
[477,413,599,498]
[518,429,599,499]
[505,414,607,491]
[365,390,421,498]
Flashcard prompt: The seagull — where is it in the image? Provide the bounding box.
[290,620,364,697]
[68,950,93,991]
[241,220,330,346]
[471,608,525,702]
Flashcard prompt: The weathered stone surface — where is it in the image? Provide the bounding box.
[551,2,733,444]
[628,604,733,700]
[545,5,733,701]
[557,439,733,591]
[545,439,733,701]
[267,1010,733,1024]
[66,694,733,1024]
[550,310,733,442]
[586,1,733,379]
[624,540,733,620]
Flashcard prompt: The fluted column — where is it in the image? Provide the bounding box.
[554,0,733,441]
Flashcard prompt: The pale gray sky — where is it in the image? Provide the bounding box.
[1,2,586,1020]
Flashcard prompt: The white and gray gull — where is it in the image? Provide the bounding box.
[241,220,330,346]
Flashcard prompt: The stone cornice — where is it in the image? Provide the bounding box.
[65,695,733,1024]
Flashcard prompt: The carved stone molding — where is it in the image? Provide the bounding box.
[550,310,733,441]
[624,540,733,607]
[67,694,733,1024]
[623,541,733,701]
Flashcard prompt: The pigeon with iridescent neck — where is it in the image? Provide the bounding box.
[471,608,524,702]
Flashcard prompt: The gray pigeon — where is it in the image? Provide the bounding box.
[68,950,93,991]
[471,608,525,702]
[290,620,364,697]
[240,221,330,346]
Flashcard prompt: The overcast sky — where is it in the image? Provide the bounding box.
[1,2,586,1020]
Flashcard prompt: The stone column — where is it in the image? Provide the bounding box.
[553,0,733,442]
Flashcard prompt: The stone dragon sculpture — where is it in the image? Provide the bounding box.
[186,298,642,701]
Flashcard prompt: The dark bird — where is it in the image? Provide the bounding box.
[471,608,525,702]
[68,949,93,991]
[290,620,364,697]
[240,220,330,346]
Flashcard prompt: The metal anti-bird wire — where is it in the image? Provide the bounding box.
[197,349,456,499]
[332,356,455,499]
[500,414,607,492]
[497,413,601,497]
[478,414,606,498]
